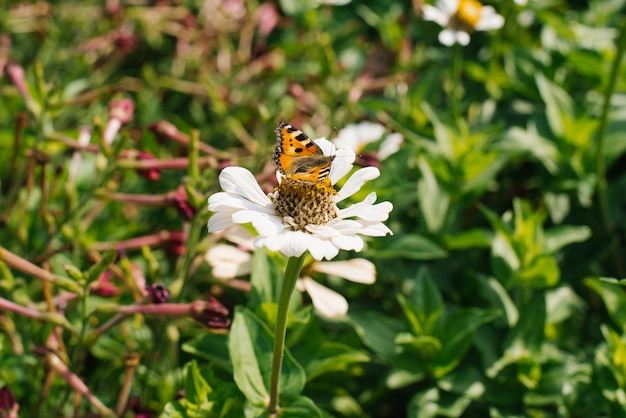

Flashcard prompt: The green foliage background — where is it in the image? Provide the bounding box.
[2,0,626,416]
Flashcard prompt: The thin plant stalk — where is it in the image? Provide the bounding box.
[268,254,306,415]
[596,17,626,277]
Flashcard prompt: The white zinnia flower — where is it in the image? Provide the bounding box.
[333,122,404,160]
[207,138,393,261]
[422,0,505,46]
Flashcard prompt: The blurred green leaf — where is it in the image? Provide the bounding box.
[278,396,326,417]
[182,333,232,372]
[586,278,626,330]
[373,234,447,260]
[349,311,404,358]
[417,156,450,234]
[441,228,492,250]
[250,250,279,308]
[401,268,444,336]
[536,73,574,138]
[300,341,370,381]
[433,308,499,377]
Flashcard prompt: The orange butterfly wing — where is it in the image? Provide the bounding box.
[273,122,335,183]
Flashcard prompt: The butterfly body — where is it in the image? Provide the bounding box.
[273,122,335,183]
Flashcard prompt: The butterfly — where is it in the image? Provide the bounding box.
[273,122,336,183]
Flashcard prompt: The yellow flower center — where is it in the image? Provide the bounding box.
[270,177,338,231]
[452,0,483,32]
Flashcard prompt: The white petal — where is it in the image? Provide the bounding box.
[333,122,386,151]
[208,191,273,215]
[224,226,256,250]
[379,133,403,159]
[329,147,356,184]
[423,5,450,26]
[232,210,286,236]
[438,0,459,15]
[309,238,340,260]
[257,231,312,257]
[301,276,349,318]
[341,197,393,222]
[313,259,376,284]
[332,234,364,252]
[355,220,393,237]
[205,244,252,279]
[218,166,273,208]
[208,212,237,232]
[475,7,505,31]
[315,137,335,156]
[336,167,380,203]
[456,30,471,46]
[439,29,457,46]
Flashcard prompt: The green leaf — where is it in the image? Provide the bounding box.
[505,294,546,356]
[421,102,454,158]
[228,307,306,405]
[278,396,325,417]
[403,268,444,334]
[471,274,518,327]
[544,192,570,224]
[543,225,591,254]
[536,73,574,138]
[349,311,404,358]
[406,387,440,418]
[183,361,211,406]
[586,278,626,330]
[250,250,280,307]
[434,308,499,377]
[300,341,370,381]
[442,228,493,250]
[387,351,428,389]
[182,333,232,372]
[545,286,584,325]
[372,234,447,260]
[160,361,245,418]
[437,365,485,399]
[515,255,560,288]
[493,127,559,173]
[417,156,450,234]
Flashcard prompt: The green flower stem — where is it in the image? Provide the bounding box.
[268,253,306,415]
[450,43,463,126]
[596,17,626,277]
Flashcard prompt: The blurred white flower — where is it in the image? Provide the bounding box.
[205,232,376,318]
[312,0,352,5]
[333,122,403,160]
[422,0,504,46]
[298,258,376,317]
[205,227,255,279]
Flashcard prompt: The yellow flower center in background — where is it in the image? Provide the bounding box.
[452,0,483,32]
[270,177,338,231]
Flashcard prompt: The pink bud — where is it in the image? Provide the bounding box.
[191,298,231,328]
[170,185,196,220]
[0,386,19,418]
[108,99,134,124]
[135,151,161,181]
[5,61,31,102]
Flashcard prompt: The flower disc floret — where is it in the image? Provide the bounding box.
[270,177,338,231]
